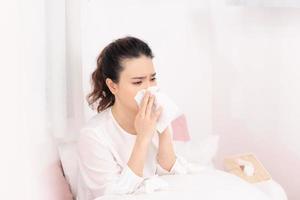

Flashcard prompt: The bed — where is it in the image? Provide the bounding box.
[57,135,287,200]
[93,167,286,200]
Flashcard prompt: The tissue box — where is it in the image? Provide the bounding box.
[224,153,271,183]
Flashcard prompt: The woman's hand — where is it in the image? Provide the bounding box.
[134,91,162,142]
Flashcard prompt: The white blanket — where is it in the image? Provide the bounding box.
[94,168,272,200]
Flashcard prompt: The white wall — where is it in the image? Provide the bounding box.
[0,0,50,199]
[210,2,300,200]
[0,0,84,199]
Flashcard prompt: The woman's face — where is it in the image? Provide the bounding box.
[114,55,157,113]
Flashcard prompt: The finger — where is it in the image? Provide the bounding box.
[140,91,150,117]
[145,94,155,117]
[153,106,163,121]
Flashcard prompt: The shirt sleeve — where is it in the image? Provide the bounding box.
[77,130,144,198]
[155,154,189,175]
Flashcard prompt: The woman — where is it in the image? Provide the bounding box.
[77,36,188,200]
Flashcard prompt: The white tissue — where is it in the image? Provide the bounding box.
[237,159,255,176]
[134,86,181,133]
[134,175,170,194]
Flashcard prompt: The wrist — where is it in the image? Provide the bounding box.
[159,131,172,141]
[136,134,152,146]
[159,127,171,136]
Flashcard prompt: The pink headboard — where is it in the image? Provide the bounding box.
[41,160,74,200]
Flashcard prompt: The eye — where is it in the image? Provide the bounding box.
[133,81,142,85]
[151,77,156,81]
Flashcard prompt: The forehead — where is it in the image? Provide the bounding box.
[120,56,155,78]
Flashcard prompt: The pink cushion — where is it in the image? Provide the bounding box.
[171,114,191,142]
[42,160,74,200]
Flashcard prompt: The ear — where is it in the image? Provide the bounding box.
[105,78,118,95]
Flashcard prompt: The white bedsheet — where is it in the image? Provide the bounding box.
[94,168,272,200]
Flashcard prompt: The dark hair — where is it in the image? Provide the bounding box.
[87,36,154,113]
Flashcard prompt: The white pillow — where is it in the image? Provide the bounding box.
[57,141,78,197]
[173,134,220,168]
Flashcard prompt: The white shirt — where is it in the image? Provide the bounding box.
[76,106,188,200]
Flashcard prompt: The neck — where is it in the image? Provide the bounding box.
[111,102,137,135]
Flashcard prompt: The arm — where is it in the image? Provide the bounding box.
[127,135,152,177]
[130,91,163,176]
[156,127,177,172]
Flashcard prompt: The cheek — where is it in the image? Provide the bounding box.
[119,84,140,108]
[122,85,137,99]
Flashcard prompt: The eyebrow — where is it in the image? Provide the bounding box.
[131,72,156,80]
